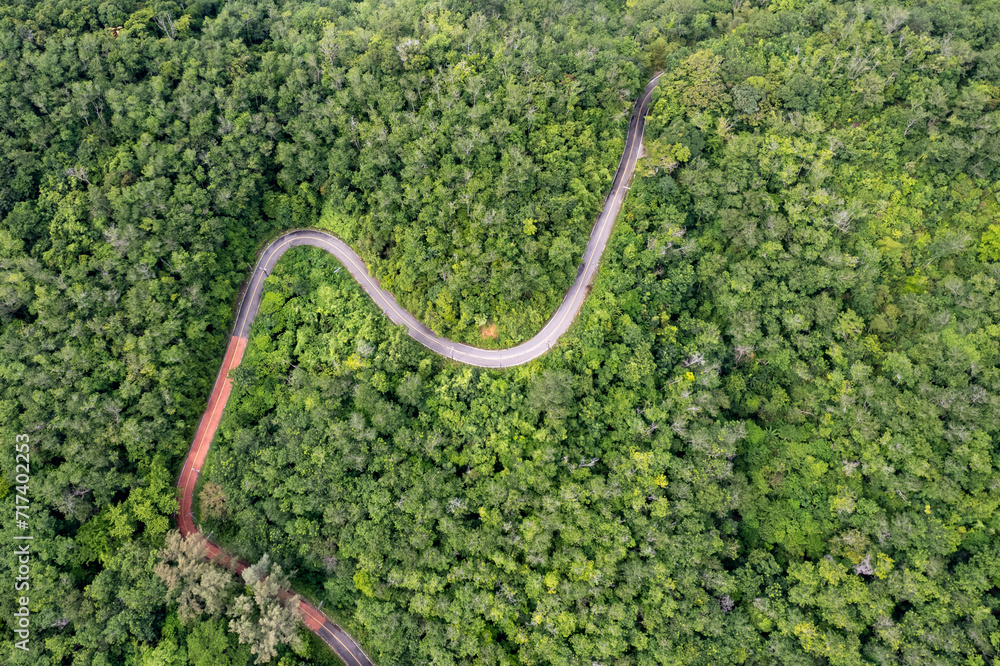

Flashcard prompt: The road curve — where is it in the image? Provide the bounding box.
[176,74,660,665]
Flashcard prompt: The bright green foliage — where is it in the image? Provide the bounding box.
[981,224,1000,261]
[307,3,646,345]
[4,0,1000,664]
[202,1,1000,664]
[0,0,658,661]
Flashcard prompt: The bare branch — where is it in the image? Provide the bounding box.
[154,12,176,40]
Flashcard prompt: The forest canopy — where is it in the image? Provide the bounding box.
[2,0,1000,665]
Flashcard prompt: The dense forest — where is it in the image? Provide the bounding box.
[3,0,1000,664]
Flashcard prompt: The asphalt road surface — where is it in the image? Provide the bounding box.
[176,74,661,666]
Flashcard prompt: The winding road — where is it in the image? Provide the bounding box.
[176,74,661,665]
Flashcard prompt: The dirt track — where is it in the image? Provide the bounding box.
[175,74,661,665]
